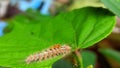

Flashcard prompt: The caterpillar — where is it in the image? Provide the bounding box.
[25,44,71,64]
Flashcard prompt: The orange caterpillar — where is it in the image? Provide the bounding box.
[25,44,71,64]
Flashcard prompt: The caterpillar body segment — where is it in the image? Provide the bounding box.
[25,44,71,64]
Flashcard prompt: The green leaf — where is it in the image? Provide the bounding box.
[69,0,105,10]
[63,8,116,48]
[0,66,9,68]
[101,0,120,17]
[52,59,74,68]
[78,8,115,48]
[55,7,116,48]
[82,51,96,68]
[99,48,120,63]
[0,7,116,68]
[87,65,93,68]
[0,17,61,68]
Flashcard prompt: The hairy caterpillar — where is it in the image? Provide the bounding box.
[25,44,71,64]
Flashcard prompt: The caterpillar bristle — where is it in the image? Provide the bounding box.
[25,44,71,64]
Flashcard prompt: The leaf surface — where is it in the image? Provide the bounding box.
[99,48,120,63]
[0,7,116,68]
[101,0,120,17]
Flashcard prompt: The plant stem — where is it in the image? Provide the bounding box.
[75,49,83,68]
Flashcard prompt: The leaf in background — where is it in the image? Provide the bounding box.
[87,65,93,68]
[69,0,105,10]
[101,0,120,17]
[52,59,74,68]
[82,51,96,68]
[0,7,116,68]
[52,51,96,68]
[99,48,120,63]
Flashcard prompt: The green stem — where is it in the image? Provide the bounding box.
[75,49,83,68]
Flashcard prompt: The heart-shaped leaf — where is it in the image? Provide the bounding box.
[0,7,116,68]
